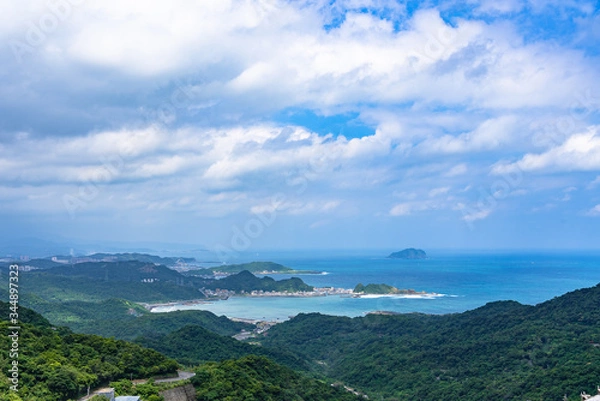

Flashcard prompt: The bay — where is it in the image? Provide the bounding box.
[151,250,600,321]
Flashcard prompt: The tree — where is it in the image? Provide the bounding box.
[46,367,78,399]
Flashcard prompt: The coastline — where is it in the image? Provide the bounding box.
[143,288,444,315]
[140,298,211,312]
[355,293,443,299]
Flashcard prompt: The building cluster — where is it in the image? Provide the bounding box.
[202,288,234,298]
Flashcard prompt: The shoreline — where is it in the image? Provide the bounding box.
[140,298,211,312]
[143,288,444,313]
[355,292,443,299]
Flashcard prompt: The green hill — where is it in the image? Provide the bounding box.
[0,301,178,401]
[0,258,62,270]
[354,283,398,294]
[204,261,321,275]
[85,252,196,265]
[203,270,314,293]
[19,272,203,303]
[191,355,363,401]
[24,298,252,340]
[136,324,308,371]
[14,260,205,303]
[39,260,187,282]
[261,283,600,400]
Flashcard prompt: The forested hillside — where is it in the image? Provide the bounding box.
[0,302,179,401]
[17,261,203,303]
[23,297,253,340]
[4,254,600,400]
[203,270,314,293]
[136,324,309,370]
[191,355,363,401]
[0,302,362,401]
[261,284,600,400]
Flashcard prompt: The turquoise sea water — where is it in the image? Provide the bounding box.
[152,250,600,321]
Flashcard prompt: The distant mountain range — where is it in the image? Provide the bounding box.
[203,261,321,276]
[0,257,315,304]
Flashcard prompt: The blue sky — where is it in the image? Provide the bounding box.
[1,0,599,255]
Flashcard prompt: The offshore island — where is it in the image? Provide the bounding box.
[388,248,427,259]
[352,283,440,298]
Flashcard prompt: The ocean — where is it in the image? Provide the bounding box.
[152,250,600,321]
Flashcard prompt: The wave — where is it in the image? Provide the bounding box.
[357,293,446,299]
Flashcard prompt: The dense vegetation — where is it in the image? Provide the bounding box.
[353,283,429,295]
[202,261,320,275]
[261,284,600,400]
[205,261,293,274]
[0,259,62,270]
[32,260,189,283]
[13,262,314,306]
[191,355,362,401]
[203,270,314,293]
[25,298,253,340]
[0,302,178,401]
[136,324,309,371]
[0,254,196,269]
[19,272,203,303]
[84,252,196,265]
[5,253,600,400]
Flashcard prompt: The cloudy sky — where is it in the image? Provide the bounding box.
[1,0,600,254]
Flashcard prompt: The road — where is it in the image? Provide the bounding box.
[78,370,196,400]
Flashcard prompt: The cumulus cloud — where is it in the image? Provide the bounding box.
[0,121,393,218]
[588,204,600,216]
[2,0,600,246]
[493,126,600,174]
[3,0,597,135]
[419,115,519,154]
[445,163,469,177]
[389,199,446,216]
[461,208,492,222]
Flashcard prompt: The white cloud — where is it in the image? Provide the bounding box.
[476,0,525,14]
[493,126,600,174]
[2,1,600,247]
[0,121,395,218]
[7,0,595,118]
[389,199,444,216]
[389,202,413,216]
[429,187,451,197]
[587,204,600,216]
[419,116,519,154]
[445,163,469,177]
[587,175,600,189]
[457,205,492,222]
